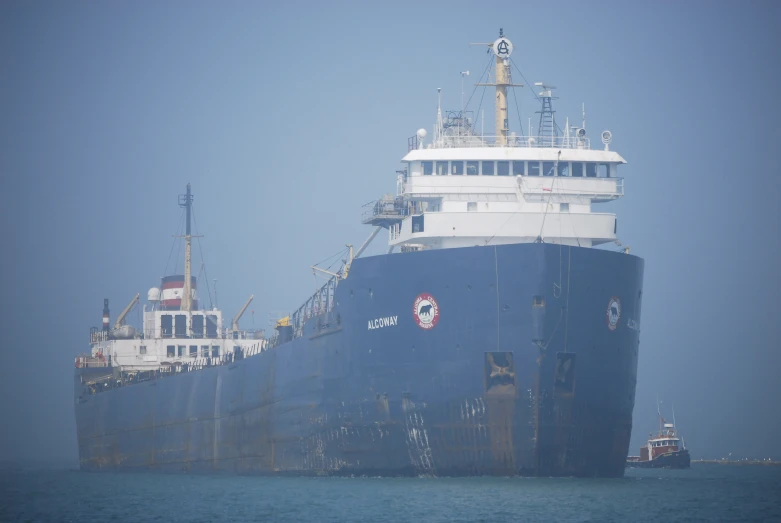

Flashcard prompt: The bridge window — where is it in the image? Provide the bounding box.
[528,161,540,176]
[167,345,175,357]
[451,161,464,175]
[206,315,218,338]
[557,162,569,177]
[571,162,583,177]
[189,345,197,357]
[201,345,209,357]
[481,161,494,175]
[599,163,610,178]
[560,203,569,212]
[586,163,597,177]
[177,345,185,357]
[191,315,204,337]
[466,161,479,175]
[543,161,555,177]
[512,161,525,176]
[467,202,477,212]
[497,161,510,176]
[412,214,424,233]
[175,315,186,338]
[211,346,220,358]
[161,315,172,338]
[436,161,448,175]
[422,161,433,175]
[139,345,147,355]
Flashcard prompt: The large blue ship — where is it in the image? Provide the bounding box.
[74,31,643,477]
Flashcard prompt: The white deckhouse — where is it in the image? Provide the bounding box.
[365,31,626,251]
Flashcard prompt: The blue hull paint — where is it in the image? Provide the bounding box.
[75,243,644,477]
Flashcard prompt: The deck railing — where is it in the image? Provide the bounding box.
[431,135,591,149]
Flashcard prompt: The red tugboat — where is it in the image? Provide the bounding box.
[627,405,691,469]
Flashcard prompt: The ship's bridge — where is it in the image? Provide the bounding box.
[364,140,627,250]
[363,33,630,252]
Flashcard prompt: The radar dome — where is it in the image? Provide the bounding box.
[147,287,161,302]
[416,128,427,139]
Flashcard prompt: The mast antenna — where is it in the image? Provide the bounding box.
[473,29,523,146]
[178,183,194,311]
[535,82,558,146]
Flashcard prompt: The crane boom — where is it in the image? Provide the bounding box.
[232,294,254,332]
[114,293,140,329]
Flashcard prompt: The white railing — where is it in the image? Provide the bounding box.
[431,135,591,149]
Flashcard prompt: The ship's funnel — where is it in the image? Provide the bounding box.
[160,275,198,311]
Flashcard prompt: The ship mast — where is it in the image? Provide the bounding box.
[179,183,194,312]
[475,29,522,146]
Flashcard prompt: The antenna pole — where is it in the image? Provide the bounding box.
[179,183,194,311]
[495,53,509,146]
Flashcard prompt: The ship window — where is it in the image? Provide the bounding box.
[585,163,597,177]
[161,315,173,338]
[189,345,197,357]
[497,161,510,176]
[466,161,479,175]
[512,161,525,176]
[599,163,610,178]
[201,345,209,357]
[436,161,448,175]
[571,162,583,177]
[560,203,569,212]
[211,346,220,358]
[412,214,424,233]
[542,161,555,177]
[167,345,175,357]
[191,315,204,337]
[451,161,464,175]
[422,161,433,175]
[174,315,186,338]
[557,162,569,177]
[467,202,477,212]
[528,161,541,176]
[177,345,185,357]
[533,295,545,307]
[481,161,494,175]
[139,345,147,355]
[206,315,218,338]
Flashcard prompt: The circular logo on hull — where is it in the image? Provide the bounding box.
[606,296,621,331]
[413,293,440,330]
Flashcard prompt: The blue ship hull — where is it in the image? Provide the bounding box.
[75,243,644,477]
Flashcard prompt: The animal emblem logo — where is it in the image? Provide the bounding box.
[413,293,440,330]
[606,296,621,331]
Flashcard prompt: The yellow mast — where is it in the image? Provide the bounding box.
[475,29,522,146]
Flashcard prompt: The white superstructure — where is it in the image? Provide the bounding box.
[77,184,266,377]
[364,30,627,251]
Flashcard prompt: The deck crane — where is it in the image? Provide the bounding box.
[114,293,140,329]
[232,294,254,332]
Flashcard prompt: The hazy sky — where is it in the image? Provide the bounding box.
[1,1,779,465]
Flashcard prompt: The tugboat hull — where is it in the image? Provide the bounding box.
[627,449,690,469]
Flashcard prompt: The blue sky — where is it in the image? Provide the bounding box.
[1,0,779,464]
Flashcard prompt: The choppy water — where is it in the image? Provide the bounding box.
[1,464,779,522]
